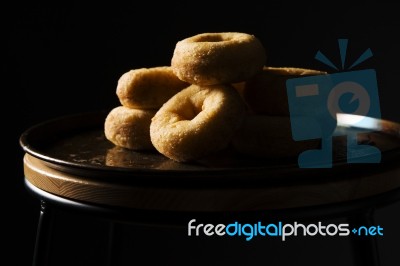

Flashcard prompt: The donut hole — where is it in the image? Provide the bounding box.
[194,35,230,43]
[177,100,201,121]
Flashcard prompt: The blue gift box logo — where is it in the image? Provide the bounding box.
[286,39,381,168]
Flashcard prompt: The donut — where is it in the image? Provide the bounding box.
[150,84,246,162]
[105,106,156,150]
[232,115,320,158]
[171,32,266,85]
[243,67,327,115]
[116,66,189,109]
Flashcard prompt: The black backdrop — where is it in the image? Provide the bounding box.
[7,2,400,265]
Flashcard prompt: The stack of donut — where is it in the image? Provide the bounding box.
[105,32,326,162]
[104,67,188,150]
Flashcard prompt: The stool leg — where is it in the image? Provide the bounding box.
[107,222,120,266]
[33,200,54,266]
[348,209,380,266]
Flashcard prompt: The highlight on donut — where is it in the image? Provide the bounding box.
[171,32,266,85]
[150,84,246,162]
[117,66,189,110]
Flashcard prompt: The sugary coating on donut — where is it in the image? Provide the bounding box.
[150,84,246,162]
[117,66,189,109]
[171,33,266,85]
[262,67,326,76]
[243,67,327,115]
[105,106,156,150]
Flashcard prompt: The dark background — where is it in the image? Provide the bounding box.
[6,2,400,265]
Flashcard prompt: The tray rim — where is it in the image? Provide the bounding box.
[19,111,400,179]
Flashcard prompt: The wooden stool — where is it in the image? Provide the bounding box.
[21,112,400,265]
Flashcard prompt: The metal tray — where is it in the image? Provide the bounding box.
[20,111,400,186]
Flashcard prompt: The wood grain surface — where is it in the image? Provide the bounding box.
[24,154,400,212]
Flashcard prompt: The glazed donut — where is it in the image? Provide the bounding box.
[243,67,326,115]
[150,84,246,162]
[105,106,156,150]
[171,32,266,85]
[232,115,320,158]
[117,66,189,109]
